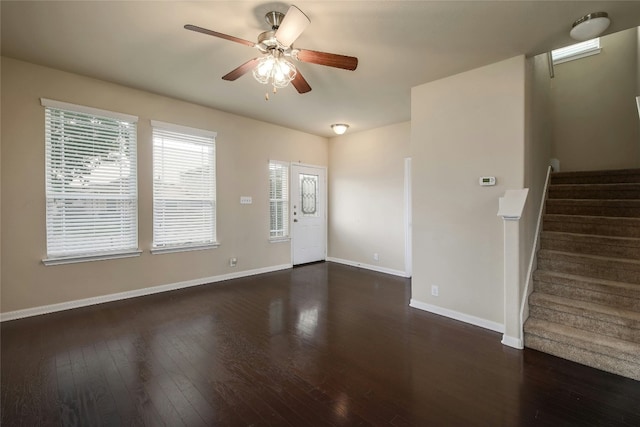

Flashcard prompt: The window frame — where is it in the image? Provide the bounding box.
[41,98,141,266]
[150,120,218,254]
[269,160,290,242]
[551,38,601,65]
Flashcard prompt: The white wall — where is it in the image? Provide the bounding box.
[410,56,526,329]
[1,57,328,314]
[550,28,640,171]
[328,122,410,275]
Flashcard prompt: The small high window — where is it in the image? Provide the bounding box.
[551,38,600,65]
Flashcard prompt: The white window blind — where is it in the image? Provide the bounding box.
[152,121,217,251]
[269,161,289,239]
[43,99,138,259]
[551,38,600,65]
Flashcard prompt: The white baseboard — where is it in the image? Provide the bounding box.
[326,257,409,278]
[409,298,504,333]
[501,335,524,349]
[0,264,292,322]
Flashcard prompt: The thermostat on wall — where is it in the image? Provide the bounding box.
[479,176,496,186]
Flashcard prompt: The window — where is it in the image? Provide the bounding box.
[42,99,139,264]
[152,121,217,252]
[269,161,289,239]
[551,38,601,65]
[300,173,319,217]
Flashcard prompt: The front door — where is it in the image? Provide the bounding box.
[291,164,326,265]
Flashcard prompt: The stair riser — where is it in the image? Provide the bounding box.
[548,188,640,200]
[534,280,640,311]
[524,319,640,364]
[529,305,640,343]
[543,219,640,237]
[540,237,640,260]
[524,334,640,381]
[545,202,640,217]
[537,258,640,284]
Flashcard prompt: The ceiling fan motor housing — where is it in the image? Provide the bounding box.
[265,11,285,29]
[257,30,280,53]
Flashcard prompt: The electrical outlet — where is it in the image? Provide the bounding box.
[240,196,252,204]
[431,285,439,297]
[229,257,237,267]
[373,253,379,261]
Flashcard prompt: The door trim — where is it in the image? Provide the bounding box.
[404,157,412,277]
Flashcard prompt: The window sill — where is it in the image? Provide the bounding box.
[269,237,291,243]
[151,243,220,254]
[42,250,142,266]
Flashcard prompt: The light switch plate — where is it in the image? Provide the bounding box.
[240,196,252,204]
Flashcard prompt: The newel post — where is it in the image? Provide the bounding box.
[497,189,529,349]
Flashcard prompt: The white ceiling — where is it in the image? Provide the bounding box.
[2,1,640,137]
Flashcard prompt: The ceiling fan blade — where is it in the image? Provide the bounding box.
[295,49,358,71]
[184,24,255,48]
[291,71,312,94]
[275,5,310,47]
[222,58,261,81]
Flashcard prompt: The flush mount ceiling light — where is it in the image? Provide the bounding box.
[331,124,349,135]
[570,12,610,41]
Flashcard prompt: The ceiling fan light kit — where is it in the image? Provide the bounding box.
[184,4,358,98]
[252,52,296,89]
[570,11,610,41]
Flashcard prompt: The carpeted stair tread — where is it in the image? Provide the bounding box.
[529,292,640,328]
[541,231,640,245]
[524,318,640,364]
[533,270,640,309]
[543,214,640,237]
[550,168,640,185]
[538,249,640,265]
[540,231,640,260]
[548,183,640,200]
[545,199,640,217]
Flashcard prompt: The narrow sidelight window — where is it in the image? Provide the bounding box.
[269,161,289,239]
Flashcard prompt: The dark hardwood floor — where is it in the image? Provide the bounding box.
[2,262,639,426]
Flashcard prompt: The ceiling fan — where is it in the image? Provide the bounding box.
[185,4,358,97]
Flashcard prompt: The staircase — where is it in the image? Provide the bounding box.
[524,168,640,381]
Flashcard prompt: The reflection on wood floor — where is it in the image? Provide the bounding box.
[2,262,639,426]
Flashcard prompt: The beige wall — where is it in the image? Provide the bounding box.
[521,53,553,322]
[551,28,640,171]
[637,27,640,97]
[1,57,328,313]
[637,27,640,156]
[410,56,526,326]
[328,122,410,274]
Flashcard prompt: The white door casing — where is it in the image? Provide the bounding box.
[291,164,326,265]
